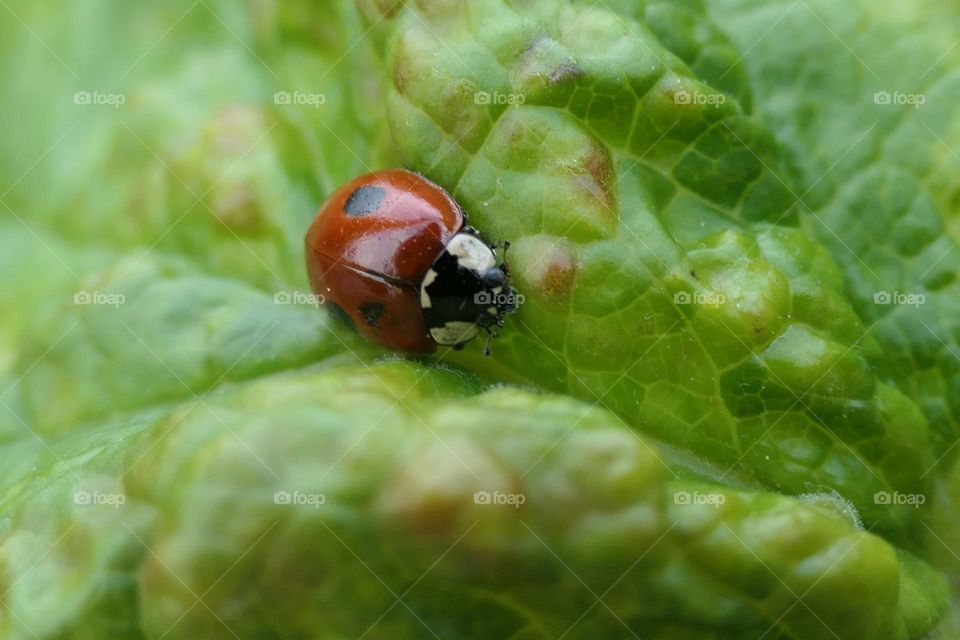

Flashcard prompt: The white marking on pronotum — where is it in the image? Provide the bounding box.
[420,269,437,309]
[430,321,480,345]
[446,233,496,274]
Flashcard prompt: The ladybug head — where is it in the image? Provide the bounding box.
[420,233,519,354]
[474,252,519,330]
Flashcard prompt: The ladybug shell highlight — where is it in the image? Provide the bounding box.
[305,169,464,354]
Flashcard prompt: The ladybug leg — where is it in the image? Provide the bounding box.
[452,342,466,352]
[498,240,512,275]
[483,331,493,357]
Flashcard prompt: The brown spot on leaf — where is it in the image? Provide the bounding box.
[542,255,576,299]
[375,438,520,537]
[578,141,616,213]
[519,238,577,303]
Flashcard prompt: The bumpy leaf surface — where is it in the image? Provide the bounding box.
[0,0,956,638]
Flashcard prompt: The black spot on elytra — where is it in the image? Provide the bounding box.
[358,301,386,327]
[326,302,356,331]
[344,185,386,217]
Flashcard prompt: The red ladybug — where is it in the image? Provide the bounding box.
[305,169,518,355]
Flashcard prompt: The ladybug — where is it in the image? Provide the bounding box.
[305,169,518,355]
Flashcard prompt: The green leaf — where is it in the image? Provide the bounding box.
[382,0,935,543]
[0,0,955,638]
